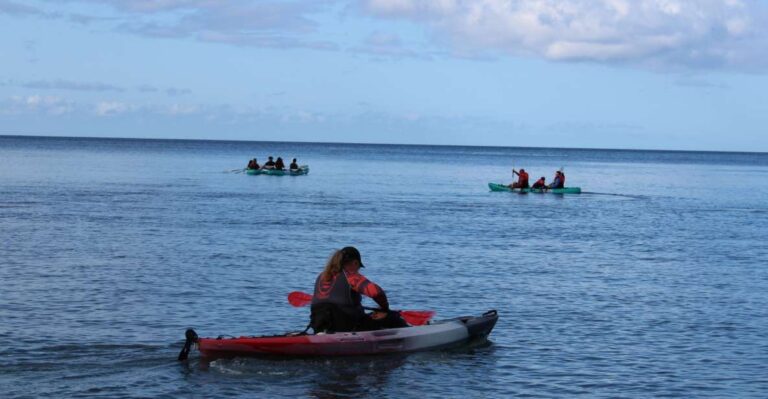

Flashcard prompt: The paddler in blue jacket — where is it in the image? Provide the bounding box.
[311,247,407,333]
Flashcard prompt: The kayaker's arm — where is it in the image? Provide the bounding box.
[346,272,390,311]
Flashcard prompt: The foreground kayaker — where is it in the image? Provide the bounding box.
[246,158,260,170]
[290,158,299,170]
[311,247,407,333]
[509,168,530,189]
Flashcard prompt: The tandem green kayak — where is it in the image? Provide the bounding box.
[488,183,581,194]
[247,165,309,176]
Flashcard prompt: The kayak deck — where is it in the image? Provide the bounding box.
[180,310,497,359]
[247,165,309,176]
[488,182,581,194]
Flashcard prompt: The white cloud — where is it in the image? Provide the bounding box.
[94,101,131,116]
[163,103,199,115]
[109,1,338,50]
[2,95,74,115]
[361,0,768,70]
[352,31,433,59]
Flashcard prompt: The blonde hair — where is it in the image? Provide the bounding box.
[320,249,345,281]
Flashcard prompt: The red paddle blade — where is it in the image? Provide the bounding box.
[288,291,313,307]
[399,310,435,326]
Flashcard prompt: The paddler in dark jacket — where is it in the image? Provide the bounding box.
[509,168,530,189]
[263,156,276,169]
[289,158,299,170]
[311,247,407,333]
[275,157,285,170]
[247,158,259,170]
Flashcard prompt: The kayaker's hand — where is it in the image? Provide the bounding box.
[371,311,387,320]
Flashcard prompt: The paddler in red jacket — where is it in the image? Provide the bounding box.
[509,168,530,189]
[531,176,546,189]
[311,247,407,333]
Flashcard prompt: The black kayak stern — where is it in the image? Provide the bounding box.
[464,310,498,339]
[178,328,199,361]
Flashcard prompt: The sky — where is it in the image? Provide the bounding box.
[1,0,767,151]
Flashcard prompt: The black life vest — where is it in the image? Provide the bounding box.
[311,271,365,320]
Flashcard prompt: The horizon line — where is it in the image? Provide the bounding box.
[1,133,766,156]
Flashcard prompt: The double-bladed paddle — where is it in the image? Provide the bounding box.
[287,291,435,326]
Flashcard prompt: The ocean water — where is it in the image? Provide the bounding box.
[1,135,767,398]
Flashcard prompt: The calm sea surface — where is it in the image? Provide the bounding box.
[1,135,767,398]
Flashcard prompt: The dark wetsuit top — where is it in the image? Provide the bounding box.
[290,162,299,170]
[312,270,389,320]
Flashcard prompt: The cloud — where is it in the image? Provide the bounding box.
[1,95,75,115]
[0,0,56,18]
[104,1,340,50]
[351,31,434,59]
[361,0,768,71]
[136,85,192,96]
[193,31,337,50]
[163,103,198,115]
[21,79,124,92]
[2,79,193,96]
[94,101,132,116]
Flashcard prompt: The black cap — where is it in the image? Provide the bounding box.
[341,246,364,268]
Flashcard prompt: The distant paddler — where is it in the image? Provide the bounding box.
[508,168,530,190]
[548,170,565,189]
[275,157,286,171]
[289,158,300,171]
[531,176,546,189]
[246,158,260,170]
[263,156,276,170]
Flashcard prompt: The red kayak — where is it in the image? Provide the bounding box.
[179,310,498,359]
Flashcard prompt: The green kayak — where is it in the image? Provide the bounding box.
[247,165,309,176]
[488,182,581,194]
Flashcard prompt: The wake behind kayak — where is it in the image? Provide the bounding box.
[178,310,498,360]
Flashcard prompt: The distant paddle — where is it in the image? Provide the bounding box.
[287,291,435,326]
